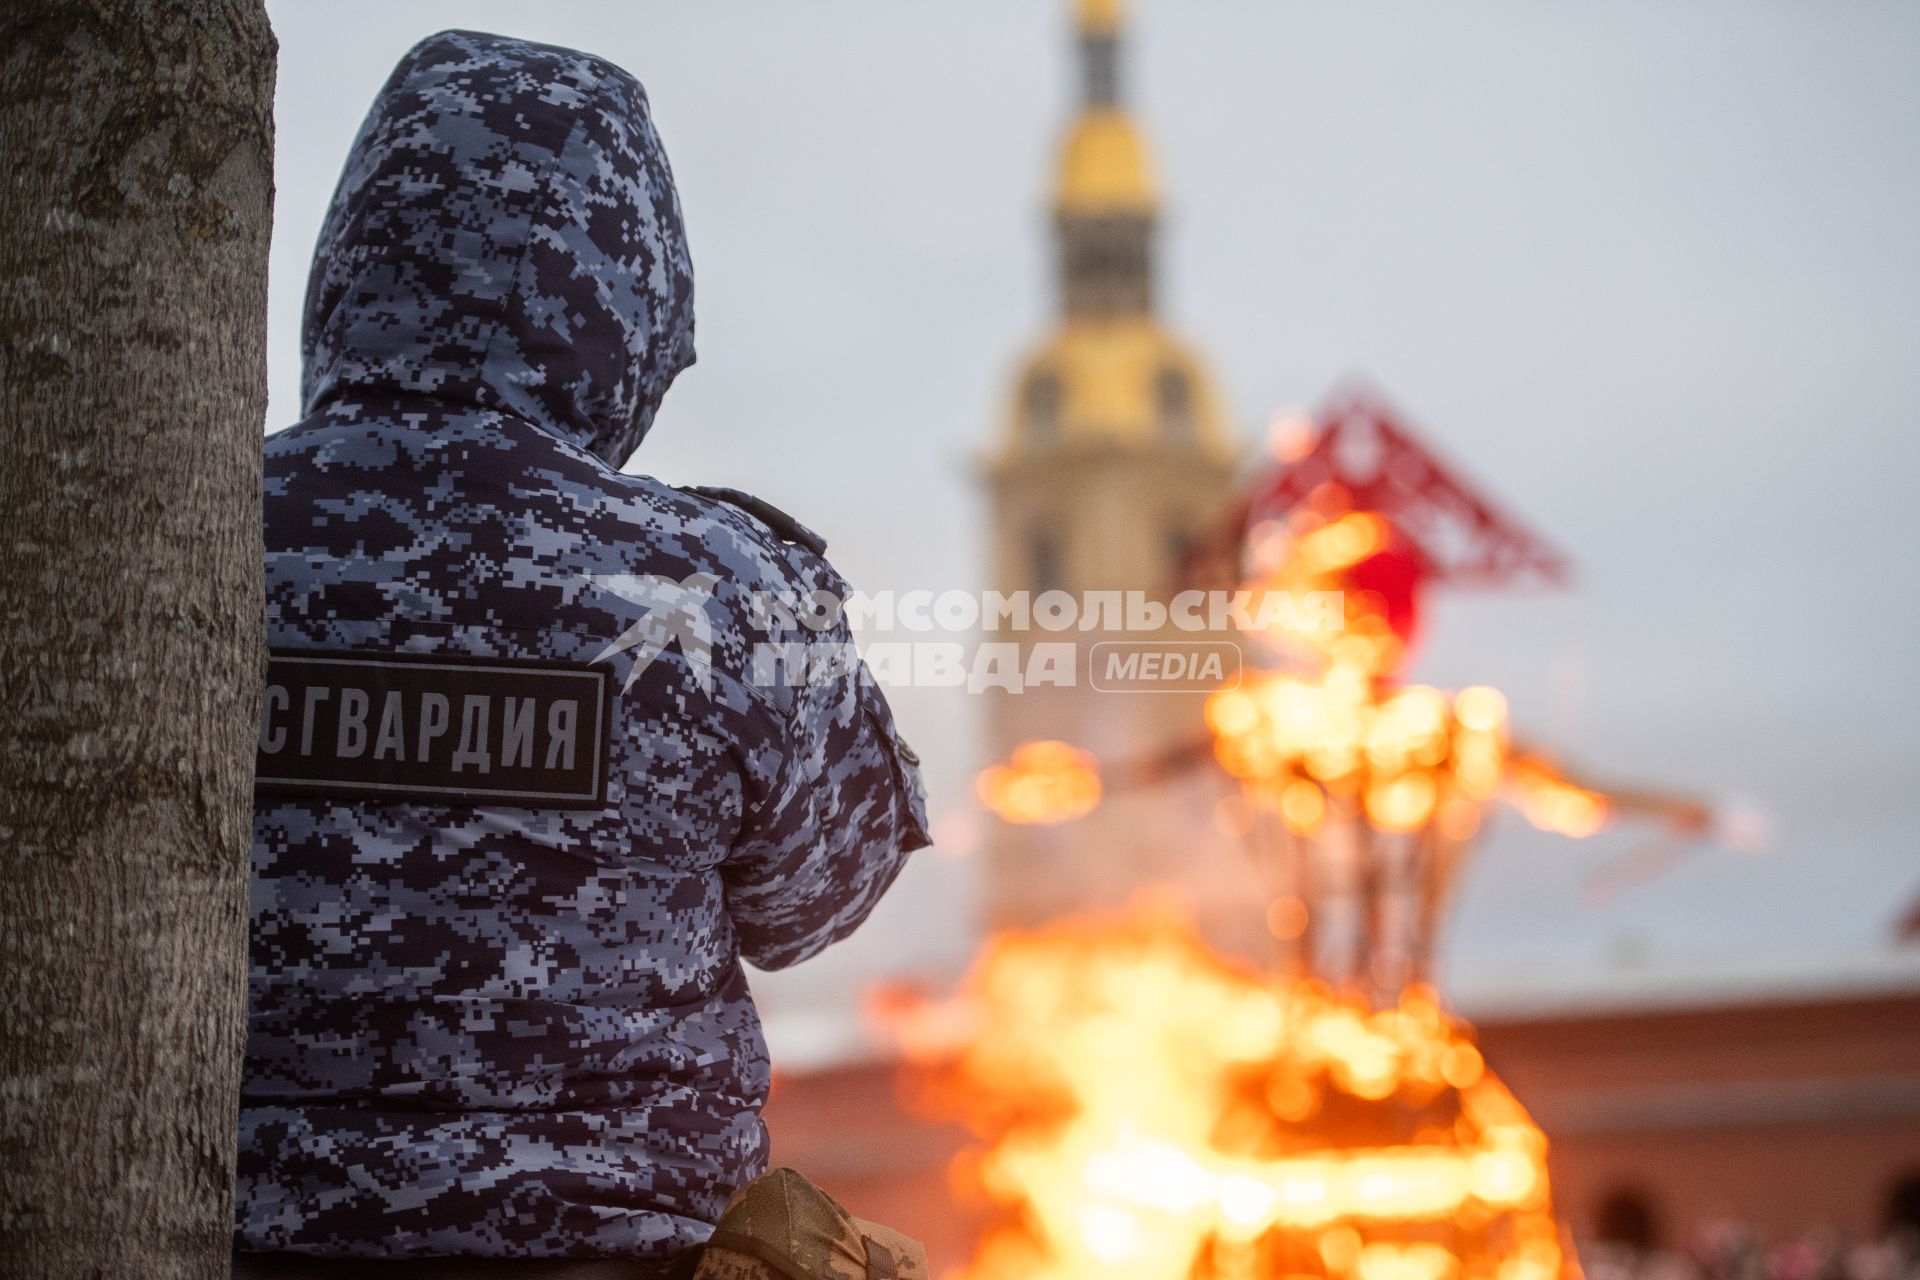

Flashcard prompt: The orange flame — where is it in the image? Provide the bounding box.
[894,908,1573,1280]
[978,740,1104,825]
[1204,671,1615,844]
[941,502,1616,1280]
[1504,756,1612,839]
[1205,666,1511,834]
[1246,508,1417,678]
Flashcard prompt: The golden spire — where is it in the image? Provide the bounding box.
[1055,114,1156,214]
[1055,0,1156,214]
[996,0,1238,463]
[1077,0,1125,36]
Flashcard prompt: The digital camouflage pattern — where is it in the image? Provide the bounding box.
[238,30,930,1264]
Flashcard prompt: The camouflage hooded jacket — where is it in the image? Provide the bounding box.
[237,30,930,1264]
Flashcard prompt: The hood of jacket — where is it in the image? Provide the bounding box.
[300,29,695,467]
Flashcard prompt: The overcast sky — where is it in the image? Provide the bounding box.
[264,1,1920,1043]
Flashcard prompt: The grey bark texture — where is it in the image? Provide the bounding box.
[0,3,275,1277]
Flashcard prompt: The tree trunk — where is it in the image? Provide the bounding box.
[0,4,275,1277]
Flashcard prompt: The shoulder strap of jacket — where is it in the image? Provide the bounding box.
[680,484,828,556]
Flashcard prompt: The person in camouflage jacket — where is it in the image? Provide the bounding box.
[235,29,930,1274]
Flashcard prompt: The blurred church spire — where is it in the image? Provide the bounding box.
[1056,0,1156,240]
[981,0,1247,941]
[1078,0,1123,105]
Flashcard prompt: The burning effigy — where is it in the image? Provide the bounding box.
[893,393,1729,1280]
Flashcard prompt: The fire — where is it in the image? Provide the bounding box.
[1245,507,1424,678]
[967,656,1608,845]
[898,909,1571,1280]
[939,494,1675,1280]
[1199,668,1595,845]
[1204,666,1511,836]
[1503,757,1611,839]
[978,739,1103,825]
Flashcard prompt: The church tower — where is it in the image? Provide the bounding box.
[988,0,1237,596]
[982,0,1259,951]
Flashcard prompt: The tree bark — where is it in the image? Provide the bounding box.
[0,4,274,1277]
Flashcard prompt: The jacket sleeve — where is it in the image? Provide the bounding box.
[721,616,932,971]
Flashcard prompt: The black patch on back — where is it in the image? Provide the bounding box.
[256,651,614,809]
